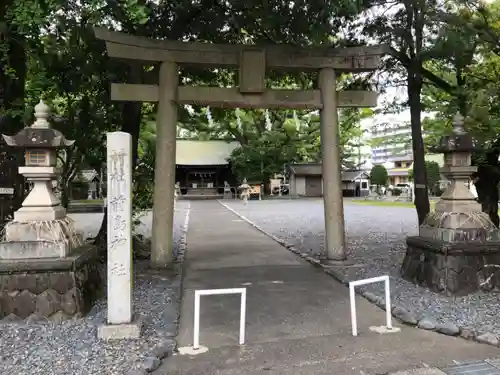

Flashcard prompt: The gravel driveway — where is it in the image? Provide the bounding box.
[221,199,500,336]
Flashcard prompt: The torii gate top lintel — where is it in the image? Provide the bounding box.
[93,27,388,73]
[94,27,387,109]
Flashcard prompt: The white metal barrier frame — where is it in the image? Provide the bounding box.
[193,288,247,350]
[349,275,392,337]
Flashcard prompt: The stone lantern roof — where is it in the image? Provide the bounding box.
[432,113,475,153]
[1,100,75,148]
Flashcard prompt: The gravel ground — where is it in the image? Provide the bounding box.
[222,199,500,335]
[0,201,190,375]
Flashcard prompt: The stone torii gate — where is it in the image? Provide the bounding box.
[94,28,387,268]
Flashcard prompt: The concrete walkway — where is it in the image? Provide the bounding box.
[154,201,500,375]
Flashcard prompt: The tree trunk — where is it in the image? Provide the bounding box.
[60,183,70,209]
[1,23,27,210]
[121,64,143,167]
[477,152,500,227]
[408,67,430,225]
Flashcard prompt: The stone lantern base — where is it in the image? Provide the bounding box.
[0,245,102,322]
[0,216,81,259]
[402,211,500,296]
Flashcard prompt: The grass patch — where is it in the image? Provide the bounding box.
[349,199,500,216]
[349,199,437,209]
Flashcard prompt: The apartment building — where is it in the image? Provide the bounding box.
[361,114,413,186]
[343,117,375,170]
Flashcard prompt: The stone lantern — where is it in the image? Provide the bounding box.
[2,100,74,222]
[402,113,500,295]
[0,100,79,258]
[0,100,102,322]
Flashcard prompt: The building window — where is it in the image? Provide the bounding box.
[361,182,368,189]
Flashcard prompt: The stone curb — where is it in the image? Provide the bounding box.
[124,204,191,375]
[217,201,500,349]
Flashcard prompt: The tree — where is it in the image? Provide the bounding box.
[370,165,388,191]
[409,161,441,195]
[2,0,382,254]
[425,161,441,195]
[364,1,428,223]
[363,0,465,224]
[225,107,372,184]
[418,2,500,224]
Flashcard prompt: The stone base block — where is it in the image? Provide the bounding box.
[369,326,401,334]
[0,245,103,322]
[402,236,500,295]
[0,240,71,259]
[5,217,73,242]
[3,218,83,257]
[419,226,500,242]
[14,206,66,221]
[98,318,142,340]
[422,211,496,232]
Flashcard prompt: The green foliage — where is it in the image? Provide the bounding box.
[370,165,388,187]
[1,0,378,233]
[408,161,441,193]
[133,116,156,213]
[425,161,441,194]
[224,107,372,182]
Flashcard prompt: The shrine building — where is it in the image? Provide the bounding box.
[175,139,239,198]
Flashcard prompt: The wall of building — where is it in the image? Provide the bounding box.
[345,114,414,172]
[294,176,306,196]
[388,175,409,186]
[291,175,369,197]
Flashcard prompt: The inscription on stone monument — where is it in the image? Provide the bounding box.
[106,132,133,325]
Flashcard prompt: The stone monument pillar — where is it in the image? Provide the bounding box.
[402,113,500,295]
[98,132,141,340]
[0,100,102,321]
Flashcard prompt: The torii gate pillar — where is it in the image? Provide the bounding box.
[319,68,346,261]
[151,61,178,267]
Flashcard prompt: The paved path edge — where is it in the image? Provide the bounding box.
[216,200,500,351]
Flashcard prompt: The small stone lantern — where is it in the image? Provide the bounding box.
[239,178,251,204]
[432,113,480,214]
[2,100,74,222]
[402,113,500,295]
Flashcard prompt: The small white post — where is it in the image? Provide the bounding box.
[385,277,392,329]
[193,291,201,350]
[349,275,395,337]
[193,288,247,349]
[98,132,141,340]
[349,283,357,336]
[240,288,247,344]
